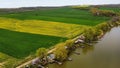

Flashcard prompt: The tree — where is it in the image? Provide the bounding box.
[90,7,117,17]
[83,27,96,42]
[36,48,47,58]
[90,7,99,16]
[65,40,74,49]
[96,23,110,32]
[54,43,68,61]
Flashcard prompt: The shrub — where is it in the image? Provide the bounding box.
[96,22,110,32]
[83,27,96,42]
[52,39,74,61]
[54,43,68,61]
[36,48,47,58]
[64,40,74,49]
[83,27,103,43]
[108,16,120,27]
[90,7,117,17]
[99,10,117,17]
[90,7,99,16]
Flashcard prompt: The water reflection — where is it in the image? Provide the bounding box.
[82,45,94,55]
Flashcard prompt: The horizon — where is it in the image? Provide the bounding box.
[1,4,120,9]
[0,0,120,8]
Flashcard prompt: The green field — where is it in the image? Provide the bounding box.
[0,7,110,26]
[0,28,66,58]
[100,7,120,12]
[0,17,88,59]
[0,6,119,67]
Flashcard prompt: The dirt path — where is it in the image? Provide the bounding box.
[16,48,56,68]
[16,58,36,68]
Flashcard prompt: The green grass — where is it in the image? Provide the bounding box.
[99,7,120,12]
[0,52,13,62]
[0,7,110,26]
[0,28,66,58]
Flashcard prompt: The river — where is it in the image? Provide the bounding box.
[47,27,120,68]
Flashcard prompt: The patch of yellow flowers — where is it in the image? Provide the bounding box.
[0,17,89,38]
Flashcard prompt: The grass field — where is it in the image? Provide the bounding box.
[99,7,120,12]
[0,7,110,26]
[0,28,66,58]
[0,52,13,62]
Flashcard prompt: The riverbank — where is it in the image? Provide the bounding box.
[10,6,119,68]
[20,16,120,68]
[47,27,120,68]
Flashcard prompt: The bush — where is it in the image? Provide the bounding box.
[36,48,47,58]
[108,16,120,27]
[90,7,99,16]
[83,27,96,42]
[64,40,74,49]
[99,10,117,17]
[83,27,103,43]
[54,43,68,61]
[90,7,117,17]
[96,23,110,32]
[53,40,74,61]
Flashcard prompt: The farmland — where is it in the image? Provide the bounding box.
[0,28,66,58]
[0,7,110,26]
[99,7,120,12]
[0,17,88,38]
[0,5,119,67]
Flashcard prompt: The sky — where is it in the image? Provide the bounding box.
[0,0,120,8]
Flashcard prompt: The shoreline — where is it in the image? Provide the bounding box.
[18,16,120,68]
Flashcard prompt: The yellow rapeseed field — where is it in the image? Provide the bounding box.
[0,17,88,38]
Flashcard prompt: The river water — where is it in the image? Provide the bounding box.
[47,27,120,68]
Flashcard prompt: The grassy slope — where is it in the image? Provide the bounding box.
[0,28,66,58]
[0,7,110,26]
[0,17,87,38]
